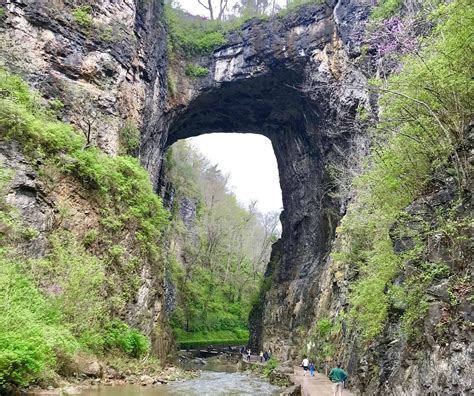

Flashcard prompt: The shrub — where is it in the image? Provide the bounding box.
[165,6,227,57]
[118,120,140,154]
[370,0,404,21]
[316,318,332,338]
[103,321,150,358]
[0,263,78,387]
[263,357,278,377]
[185,64,209,78]
[72,5,93,29]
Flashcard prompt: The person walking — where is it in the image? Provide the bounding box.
[309,361,315,377]
[247,349,251,362]
[302,356,309,376]
[260,351,264,363]
[329,363,348,396]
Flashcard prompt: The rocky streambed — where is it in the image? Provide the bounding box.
[20,355,289,395]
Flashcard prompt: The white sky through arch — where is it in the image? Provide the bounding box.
[189,134,283,214]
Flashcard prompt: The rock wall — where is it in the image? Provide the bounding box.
[0,0,173,359]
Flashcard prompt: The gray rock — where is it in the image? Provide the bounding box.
[427,280,451,303]
[279,384,301,396]
[140,375,154,386]
[62,386,82,395]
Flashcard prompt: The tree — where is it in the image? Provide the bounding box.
[165,140,280,338]
[197,0,229,20]
[70,90,103,149]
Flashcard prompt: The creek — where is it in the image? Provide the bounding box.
[79,357,281,396]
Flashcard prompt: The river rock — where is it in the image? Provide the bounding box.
[62,386,81,395]
[79,359,103,378]
[280,384,301,396]
[140,375,155,386]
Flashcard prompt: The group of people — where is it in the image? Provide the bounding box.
[301,357,348,396]
[240,347,272,362]
[301,357,316,377]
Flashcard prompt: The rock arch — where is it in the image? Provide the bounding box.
[146,1,371,358]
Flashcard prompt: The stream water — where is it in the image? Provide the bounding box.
[79,358,281,396]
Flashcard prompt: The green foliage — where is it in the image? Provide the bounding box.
[103,321,150,358]
[370,0,403,20]
[334,0,473,342]
[26,231,107,338]
[118,119,140,154]
[165,6,227,57]
[167,72,178,97]
[306,316,338,362]
[0,68,169,387]
[166,141,279,343]
[262,357,278,377]
[286,0,322,12]
[174,329,249,348]
[0,262,78,387]
[100,26,114,42]
[0,71,169,249]
[72,5,94,29]
[83,229,98,247]
[316,318,332,338]
[47,98,64,116]
[185,64,209,78]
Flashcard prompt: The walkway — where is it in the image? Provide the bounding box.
[291,367,353,396]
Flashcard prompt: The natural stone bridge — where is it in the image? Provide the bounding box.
[140,1,371,359]
[3,0,471,393]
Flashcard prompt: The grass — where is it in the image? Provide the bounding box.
[175,329,249,349]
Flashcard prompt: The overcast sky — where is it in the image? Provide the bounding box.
[175,0,287,18]
[189,134,283,214]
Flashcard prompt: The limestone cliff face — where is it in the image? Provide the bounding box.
[0,0,173,359]
[2,0,168,156]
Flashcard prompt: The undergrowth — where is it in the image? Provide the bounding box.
[164,6,228,57]
[174,329,249,348]
[0,68,169,388]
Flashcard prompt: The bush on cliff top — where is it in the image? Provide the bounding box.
[164,6,227,57]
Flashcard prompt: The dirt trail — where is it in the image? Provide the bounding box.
[291,367,353,396]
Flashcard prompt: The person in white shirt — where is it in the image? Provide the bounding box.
[302,357,309,376]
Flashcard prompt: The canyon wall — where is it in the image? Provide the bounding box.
[1,0,471,394]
